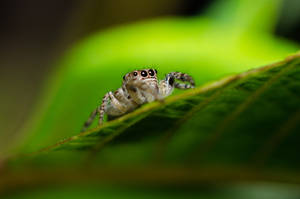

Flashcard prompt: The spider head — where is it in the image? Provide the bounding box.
[123,69,158,82]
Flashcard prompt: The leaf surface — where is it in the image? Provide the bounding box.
[2,53,300,198]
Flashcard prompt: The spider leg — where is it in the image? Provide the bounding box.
[81,92,110,132]
[158,75,174,98]
[114,87,138,111]
[167,72,195,89]
[126,83,145,104]
[98,92,111,126]
[158,72,195,99]
[139,81,159,101]
[108,91,128,113]
[106,88,137,121]
[126,80,159,104]
[81,108,98,132]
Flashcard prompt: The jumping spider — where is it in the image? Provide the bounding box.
[82,69,195,132]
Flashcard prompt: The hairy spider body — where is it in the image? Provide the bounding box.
[81,69,195,132]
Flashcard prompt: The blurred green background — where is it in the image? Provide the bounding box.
[1,0,300,198]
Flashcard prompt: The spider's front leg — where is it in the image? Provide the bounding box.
[159,72,195,99]
[126,80,160,104]
[166,72,195,89]
[82,91,128,131]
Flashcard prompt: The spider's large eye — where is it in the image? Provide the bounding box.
[123,75,126,80]
[148,69,155,76]
[141,70,147,77]
[155,69,157,74]
[133,72,138,76]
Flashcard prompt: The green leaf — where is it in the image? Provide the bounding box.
[2,53,300,198]
[10,54,300,170]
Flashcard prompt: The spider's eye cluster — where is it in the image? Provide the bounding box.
[141,70,147,77]
[148,69,155,76]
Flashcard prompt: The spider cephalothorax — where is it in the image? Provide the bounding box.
[81,69,195,132]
